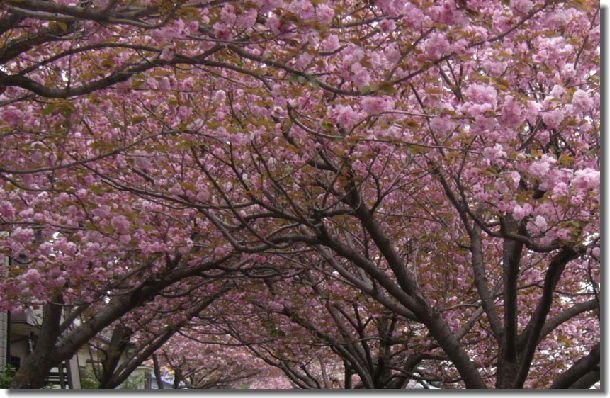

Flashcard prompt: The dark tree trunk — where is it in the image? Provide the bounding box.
[97,325,132,389]
[497,220,523,389]
[11,299,63,389]
[152,354,164,389]
[344,362,352,389]
[173,369,182,389]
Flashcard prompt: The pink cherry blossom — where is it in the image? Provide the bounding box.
[331,105,361,128]
[430,117,457,133]
[110,215,131,234]
[361,97,395,114]
[3,107,23,126]
[511,0,533,15]
[542,108,565,129]
[423,32,451,59]
[501,96,524,129]
[512,203,533,221]
[316,4,335,25]
[236,9,258,29]
[572,89,594,112]
[573,168,600,190]
[321,34,340,52]
[528,155,556,178]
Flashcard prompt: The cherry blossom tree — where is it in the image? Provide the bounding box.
[154,333,274,389]
[0,0,599,390]
[84,283,231,389]
[222,270,427,388]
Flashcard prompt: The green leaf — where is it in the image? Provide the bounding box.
[42,103,57,115]
[362,84,379,95]
[379,82,396,95]
[408,145,431,154]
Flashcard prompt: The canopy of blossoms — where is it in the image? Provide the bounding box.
[0,0,599,390]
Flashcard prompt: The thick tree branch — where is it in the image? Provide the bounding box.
[470,225,503,342]
[513,246,583,388]
[550,343,600,389]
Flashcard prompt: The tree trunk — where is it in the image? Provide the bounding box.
[152,354,164,389]
[97,325,132,389]
[11,299,63,389]
[173,368,182,389]
[343,362,352,389]
[496,219,523,389]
